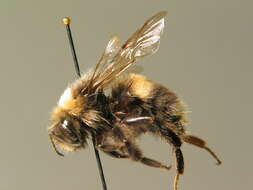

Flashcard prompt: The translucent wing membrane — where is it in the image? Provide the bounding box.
[88,11,167,90]
[89,36,121,87]
[122,11,166,58]
[105,35,121,55]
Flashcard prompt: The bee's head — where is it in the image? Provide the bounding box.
[48,109,90,156]
[48,85,103,156]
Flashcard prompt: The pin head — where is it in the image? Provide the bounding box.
[62,17,71,25]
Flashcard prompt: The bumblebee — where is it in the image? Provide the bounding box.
[48,11,221,190]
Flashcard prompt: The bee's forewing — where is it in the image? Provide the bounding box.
[89,11,167,90]
[104,35,121,55]
[122,11,167,58]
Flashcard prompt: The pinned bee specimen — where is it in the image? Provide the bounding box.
[48,11,222,190]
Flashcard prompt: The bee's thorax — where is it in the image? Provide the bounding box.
[58,87,73,107]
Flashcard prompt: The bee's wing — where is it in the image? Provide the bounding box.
[90,11,167,90]
[121,11,167,58]
[89,35,121,85]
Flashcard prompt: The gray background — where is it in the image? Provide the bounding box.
[0,0,252,190]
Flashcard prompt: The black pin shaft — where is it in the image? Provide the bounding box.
[65,24,81,77]
[92,137,108,190]
[62,17,107,190]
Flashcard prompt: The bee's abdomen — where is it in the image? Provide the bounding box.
[126,74,155,99]
[119,74,188,132]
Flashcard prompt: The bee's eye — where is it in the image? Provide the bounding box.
[62,120,70,130]
[61,120,79,143]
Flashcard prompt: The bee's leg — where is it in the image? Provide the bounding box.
[98,144,122,152]
[97,140,130,159]
[183,135,222,165]
[124,140,171,170]
[104,151,129,159]
[113,126,171,170]
[140,157,171,170]
[160,128,184,190]
[173,148,184,190]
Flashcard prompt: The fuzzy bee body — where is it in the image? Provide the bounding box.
[110,73,187,135]
[49,11,221,190]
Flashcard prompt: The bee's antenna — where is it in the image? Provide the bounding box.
[49,134,64,157]
[62,17,108,190]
